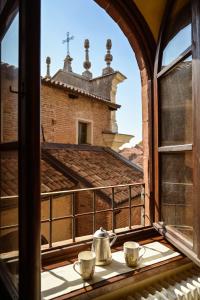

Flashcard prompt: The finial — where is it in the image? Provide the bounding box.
[45,56,51,78]
[82,39,92,79]
[63,55,73,72]
[62,32,74,72]
[102,39,114,75]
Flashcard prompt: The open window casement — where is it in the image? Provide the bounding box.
[153,0,200,266]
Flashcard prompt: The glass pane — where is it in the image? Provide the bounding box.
[0,14,19,290]
[1,14,19,142]
[0,150,19,286]
[160,152,193,241]
[160,56,192,146]
[161,0,191,68]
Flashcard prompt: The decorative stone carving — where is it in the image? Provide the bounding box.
[102,39,114,75]
[82,39,92,79]
[63,54,73,72]
[45,56,51,79]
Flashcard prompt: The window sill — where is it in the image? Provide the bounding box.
[41,227,154,266]
[41,229,190,300]
[154,222,200,267]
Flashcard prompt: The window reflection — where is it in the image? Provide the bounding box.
[162,24,191,67]
[161,1,191,68]
[1,14,19,143]
[160,152,193,241]
[160,56,192,146]
[0,13,19,289]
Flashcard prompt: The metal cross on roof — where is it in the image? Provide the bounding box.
[62,32,74,56]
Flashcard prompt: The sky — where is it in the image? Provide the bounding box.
[2,0,142,146]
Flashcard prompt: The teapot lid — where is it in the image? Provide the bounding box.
[93,227,109,238]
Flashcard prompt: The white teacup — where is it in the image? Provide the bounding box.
[73,251,96,280]
[123,241,146,267]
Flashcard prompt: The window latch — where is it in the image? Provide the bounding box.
[9,85,25,95]
[9,85,19,94]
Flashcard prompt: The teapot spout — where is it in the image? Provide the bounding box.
[110,233,117,247]
[91,241,95,252]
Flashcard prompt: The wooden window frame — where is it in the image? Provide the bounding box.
[0,1,41,299]
[154,0,200,265]
[0,2,19,299]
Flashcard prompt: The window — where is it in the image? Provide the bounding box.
[2,0,200,299]
[78,120,92,145]
[154,0,200,264]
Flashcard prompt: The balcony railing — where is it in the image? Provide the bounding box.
[0,182,145,252]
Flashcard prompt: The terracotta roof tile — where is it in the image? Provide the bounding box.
[119,143,143,168]
[1,145,143,206]
[0,151,76,197]
[43,144,143,203]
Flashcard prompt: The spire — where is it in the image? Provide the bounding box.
[82,39,92,79]
[62,32,74,72]
[102,39,114,75]
[45,56,51,78]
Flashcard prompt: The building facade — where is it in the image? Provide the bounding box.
[1,39,133,151]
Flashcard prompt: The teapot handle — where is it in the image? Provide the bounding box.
[110,233,117,247]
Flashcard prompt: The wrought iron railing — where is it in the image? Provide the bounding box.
[0,182,145,251]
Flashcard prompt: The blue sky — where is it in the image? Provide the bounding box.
[2,0,142,145]
[41,0,142,145]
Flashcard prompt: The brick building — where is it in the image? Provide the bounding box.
[1,39,133,150]
[0,39,143,251]
[119,142,143,168]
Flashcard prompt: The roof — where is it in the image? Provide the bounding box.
[42,143,143,204]
[0,144,143,206]
[0,150,76,198]
[41,77,120,110]
[119,143,143,168]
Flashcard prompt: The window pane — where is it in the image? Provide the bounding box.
[0,14,19,290]
[160,56,192,146]
[0,150,19,287]
[161,0,191,68]
[160,152,193,241]
[1,15,19,143]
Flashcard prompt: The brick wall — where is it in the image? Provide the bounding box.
[1,71,111,146]
[1,65,18,142]
[41,85,111,146]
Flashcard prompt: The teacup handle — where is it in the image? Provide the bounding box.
[73,261,81,276]
[139,246,146,260]
[110,233,117,247]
